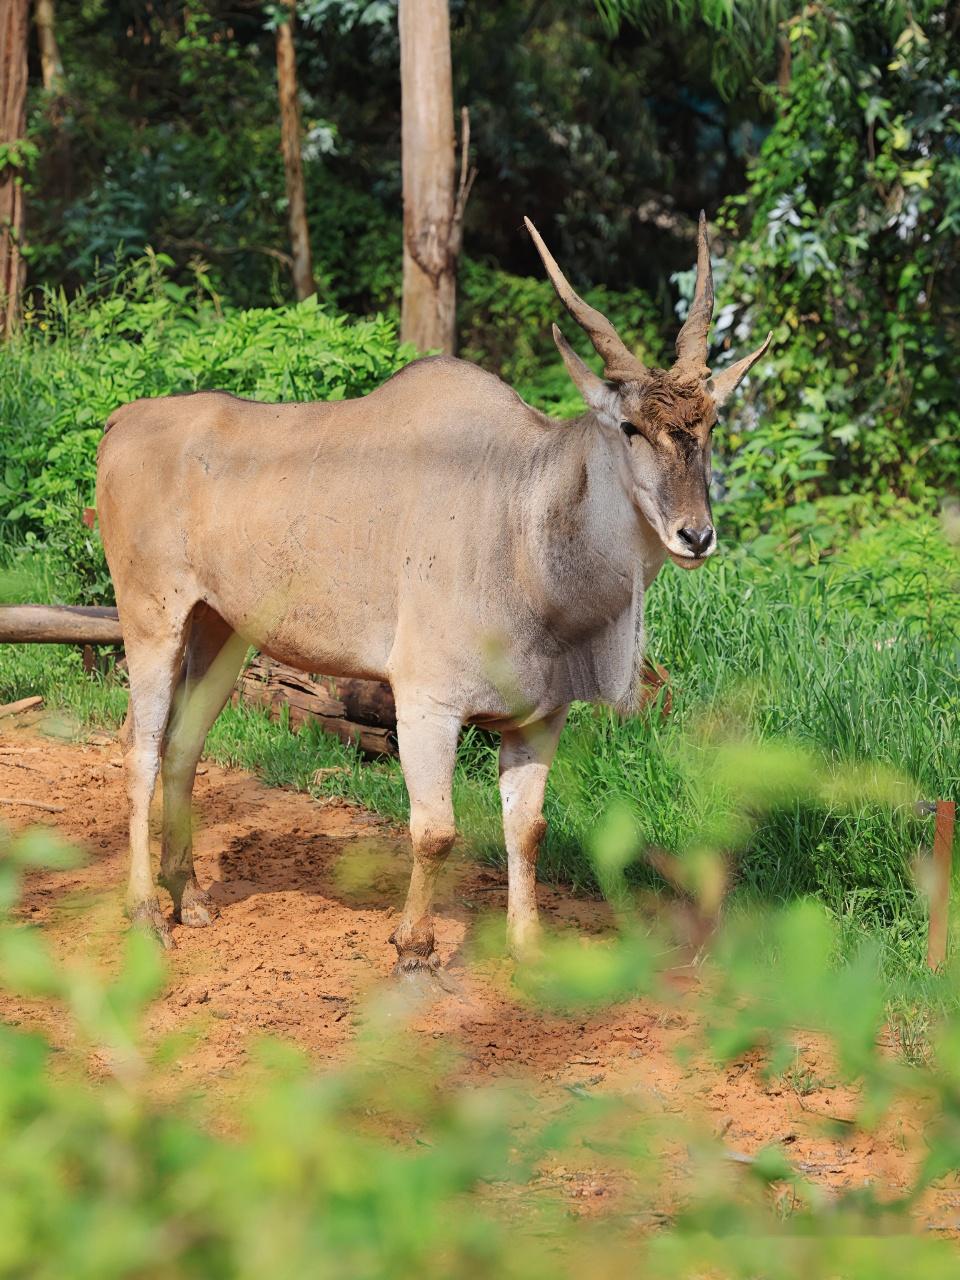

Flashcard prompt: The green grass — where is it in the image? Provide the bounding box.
[2,521,958,991]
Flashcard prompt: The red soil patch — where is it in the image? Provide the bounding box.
[1,721,957,1230]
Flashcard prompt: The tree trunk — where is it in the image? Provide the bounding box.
[35,0,72,206]
[399,0,474,354]
[35,0,64,94]
[776,33,791,93]
[275,0,315,300]
[0,0,29,340]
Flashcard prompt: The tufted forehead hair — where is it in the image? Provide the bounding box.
[618,368,716,440]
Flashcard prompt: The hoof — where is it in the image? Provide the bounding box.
[393,951,441,979]
[392,952,457,993]
[128,897,175,950]
[177,879,219,929]
[507,922,543,965]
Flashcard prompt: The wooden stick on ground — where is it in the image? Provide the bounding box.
[1,758,51,775]
[0,795,65,813]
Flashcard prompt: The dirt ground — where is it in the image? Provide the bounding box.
[1,718,958,1231]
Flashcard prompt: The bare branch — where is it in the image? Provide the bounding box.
[450,105,477,259]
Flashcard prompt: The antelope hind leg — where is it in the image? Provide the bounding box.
[121,615,193,949]
[160,606,246,926]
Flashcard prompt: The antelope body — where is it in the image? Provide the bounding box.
[97,216,769,970]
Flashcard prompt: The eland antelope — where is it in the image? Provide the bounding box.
[96,214,769,974]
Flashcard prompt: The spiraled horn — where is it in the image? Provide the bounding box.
[674,210,714,378]
[524,216,647,384]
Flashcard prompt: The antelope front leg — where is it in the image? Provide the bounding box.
[499,708,568,959]
[391,700,461,978]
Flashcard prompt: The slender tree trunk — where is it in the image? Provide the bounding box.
[776,33,791,93]
[399,0,474,354]
[35,0,72,206]
[1,0,29,340]
[35,0,64,94]
[275,0,315,301]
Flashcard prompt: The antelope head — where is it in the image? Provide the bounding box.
[526,213,771,569]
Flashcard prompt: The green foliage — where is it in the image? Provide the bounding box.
[594,0,792,97]
[0,256,415,600]
[0,138,39,175]
[712,3,960,538]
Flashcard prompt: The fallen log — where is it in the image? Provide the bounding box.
[0,694,44,719]
[234,655,398,757]
[0,604,123,646]
[320,674,396,727]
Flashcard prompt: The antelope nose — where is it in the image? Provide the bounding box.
[678,524,714,557]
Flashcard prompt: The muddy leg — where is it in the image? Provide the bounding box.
[499,708,568,959]
[390,700,461,977]
[160,607,246,927]
[122,620,191,948]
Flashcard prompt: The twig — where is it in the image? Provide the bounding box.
[1,759,51,776]
[794,1094,856,1124]
[0,795,65,813]
[449,106,477,259]
[723,1148,756,1165]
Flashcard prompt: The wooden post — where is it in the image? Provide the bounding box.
[926,800,956,971]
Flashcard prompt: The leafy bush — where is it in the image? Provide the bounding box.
[711,3,960,539]
[0,255,416,600]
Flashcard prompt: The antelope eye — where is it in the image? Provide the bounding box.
[620,420,641,440]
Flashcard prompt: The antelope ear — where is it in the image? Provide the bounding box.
[552,324,620,427]
[708,331,773,407]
